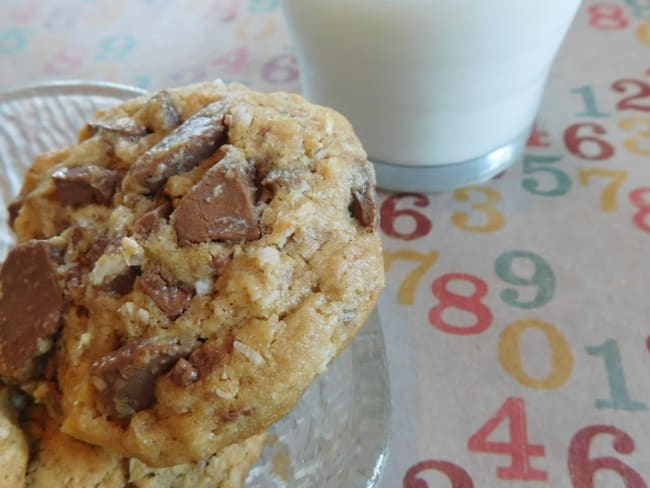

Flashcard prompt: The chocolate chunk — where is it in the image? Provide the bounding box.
[139,91,181,132]
[0,241,64,380]
[211,253,231,275]
[349,184,377,228]
[7,199,23,228]
[52,165,120,207]
[134,201,173,235]
[172,163,260,246]
[167,358,198,387]
[105,266,140,296]
[91,339,190,418]
[79,236,110,269]
[86,117,149,138]
[186,333,234,379]
[140,263,194,319]
[128,101,228,192]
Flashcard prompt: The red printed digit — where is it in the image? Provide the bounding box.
[526,123,551,148]
[564,123,615,160]
[589,4,630,29]
[212,46,248,74]
[568,426,647,487]
[404,460,474,488]
[261,54,298,84]
[10,2,41,23]
[630,188,650,233]
[428,273,492,335]
[468,397,547,481]
[380,194,432,240]
[207,0,239,21]
[43,49,85,75]
[613,79,650,112]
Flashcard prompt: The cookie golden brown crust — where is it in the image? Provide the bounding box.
[21,404,265,488]
[0,389,28,488]
[1,81,384,466]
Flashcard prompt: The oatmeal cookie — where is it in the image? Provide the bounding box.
[22,405,265,488]
[0,388,28,488]
[0,81,384,466]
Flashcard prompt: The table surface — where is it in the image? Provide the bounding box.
[1,0,650,486]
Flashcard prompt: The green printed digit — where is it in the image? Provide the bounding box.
[522,154,572,197]
[96,35,136,62]
[625,0,650,19]
[586,339,649,411]
[495,250,555,309]
[571,85,611,117]
[249,0,280,12]
[0,28,28,55]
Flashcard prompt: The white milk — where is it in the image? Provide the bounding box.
[283,0,582,167]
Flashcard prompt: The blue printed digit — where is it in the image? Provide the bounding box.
[586,339,649,411]
[522,154,572,197]
[571,85,611,117]
[494,250,555,309]
[96,35,136,62]
[0,28,28,55]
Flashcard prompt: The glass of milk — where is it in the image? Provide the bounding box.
[282,0,582,192]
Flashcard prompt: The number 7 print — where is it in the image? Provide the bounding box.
[383,250,439,305]
[578,168,629,212]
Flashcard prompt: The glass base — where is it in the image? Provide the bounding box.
[372,128,530,193]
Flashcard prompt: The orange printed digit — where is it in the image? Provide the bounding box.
[578,168,629,212]
[452,186,505,233]
[383,250,439,305]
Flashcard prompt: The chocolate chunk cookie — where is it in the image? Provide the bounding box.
[1,81,384,466]
[0,388,28,488]
[20,404,265,488]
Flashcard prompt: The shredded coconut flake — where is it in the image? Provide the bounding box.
[212,387,236,400]
[89,253,127,285]
[234,340,264,366]
[119,301,135,317]
[194,278,213,297]
[136,308,150,324]
[121,237,145,266]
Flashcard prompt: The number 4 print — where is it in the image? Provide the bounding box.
[468,397,547,481]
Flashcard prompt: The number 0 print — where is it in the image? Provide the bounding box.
[499,319,574,389]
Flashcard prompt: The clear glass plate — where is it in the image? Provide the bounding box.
[0,81,390,487]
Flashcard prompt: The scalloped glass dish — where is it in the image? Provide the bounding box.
[0,81,390,487]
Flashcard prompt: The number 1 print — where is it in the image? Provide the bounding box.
[586,339,649,411]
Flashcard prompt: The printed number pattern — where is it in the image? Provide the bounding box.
[0,0,295,91]
[1,1,650,488]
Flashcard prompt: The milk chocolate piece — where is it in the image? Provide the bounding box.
[52,165,120,207]
[134,201,173,235]
[128,101,228,192]
[139,91,181,132]
[0,241,64,379]
[105,267,140,296]
[172,165,260,246]
[349,184,377,228]
[7,199,23,228]
[86,117,148,138]
[91,339,190,417]
[140,263,194,319]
